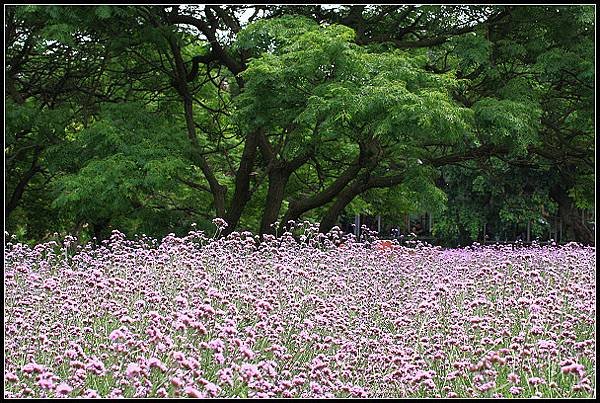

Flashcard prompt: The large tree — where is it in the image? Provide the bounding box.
[5,6,124,238]
[426,5,595,244]
[5,5,594,244]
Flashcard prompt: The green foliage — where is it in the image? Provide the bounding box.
[234,16,330,57]
[5,5,594,244]
[473,98,541,154]
[49,103,198,229]
[449,32,491,73]
[568,174,594,210]
[95,6,112,19]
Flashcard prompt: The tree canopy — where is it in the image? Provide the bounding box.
[4,5,595,245]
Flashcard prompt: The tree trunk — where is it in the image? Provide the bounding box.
[92,219,109,242]
[319,179,367,234]
[550,185,593,245]
[255,129,315,236]
[223,130,259,235]
[5,146,41,218]
[317,141,386,234]
[183,98,227,218]
[280,156,362,231]
[318,170,407,234]
[167,31,227,218]
[259,167,290,236]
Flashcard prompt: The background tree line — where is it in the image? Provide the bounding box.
[5,5,594,245]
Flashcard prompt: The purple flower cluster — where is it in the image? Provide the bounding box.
[4,228,596,398]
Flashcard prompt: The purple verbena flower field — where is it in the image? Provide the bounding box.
[4,224,596,398]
